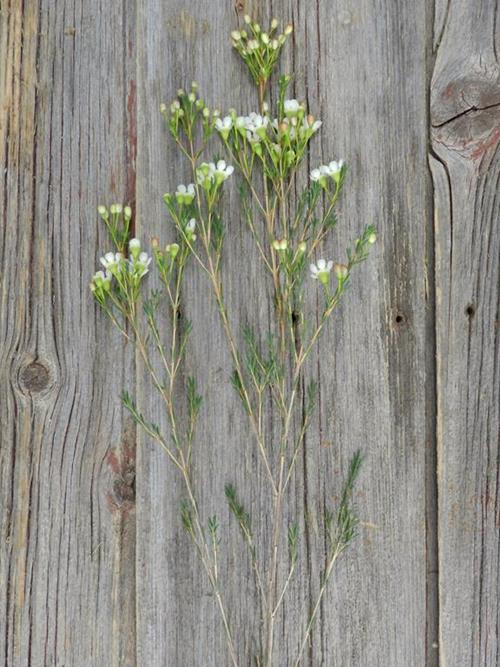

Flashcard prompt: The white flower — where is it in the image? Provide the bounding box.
[197,163,214,185]
[327,160,344,175]
[235,115,248,130]
[129,251,152,278]
[302,116,322,133]
[214,159,234,181]
[185,218,197,241]
[310,259,333,284]
[175,183,195,204]
[215,116,233,138]
[284,99,302,116]
[92,269,112,285]
[310,168,321,182]
[100,252,123,270]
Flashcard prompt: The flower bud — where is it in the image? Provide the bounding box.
[151,237,159,249]
[124,206,132,219]
[188,92,196,103]
[272,239,288,251]
[368,232,377,244]
[261,32,269,44]
[271,18,278,30]
[97,205,108,219]
[166,243,180,258]
[297,241,306,254]
[231,30,241,41]
[334,263,348,280]
[284,23,293,35]
[129,237,141,260]
[159,102,167,113]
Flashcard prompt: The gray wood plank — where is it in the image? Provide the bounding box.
[0,2,137,665]
[135,1,431,665]
[431,1,500,665]
[295,1,431,664]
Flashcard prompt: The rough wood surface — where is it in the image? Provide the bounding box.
[0,1,498,665]
[431,1,500,665]
[0,2,137,665]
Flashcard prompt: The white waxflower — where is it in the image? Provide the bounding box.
[310,168,322,182]
[302,116,322,133]
[215,116,233,139]
[235,116,248,131]
[214,159,234,182]
[284,99,302,116]
[128,238,141,259]
[248,39,259,51]
[92,269,112,285]
[185,218,197,241]
[100,252,123,270]
[175,183,195,204]
[90,269,112,300]
[310,259,333,284]
[245,112,269,139]
[129,251,152,278]
[196,162,216,186]
[327,160,344,175]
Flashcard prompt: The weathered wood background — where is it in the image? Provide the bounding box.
[1,0,499,665]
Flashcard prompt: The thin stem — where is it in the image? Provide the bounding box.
[293,548,342,667]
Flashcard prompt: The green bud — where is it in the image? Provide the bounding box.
[97,205,108,219]
[166,243,180,258]
[124,206,132,220]
[368,232,377,244]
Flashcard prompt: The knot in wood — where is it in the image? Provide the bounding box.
[19,361,51,394]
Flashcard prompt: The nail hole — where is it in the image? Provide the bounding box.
[395,314,404,324]
[466,304,476,318]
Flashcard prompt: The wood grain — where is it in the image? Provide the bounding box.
[431,1,500,665]
[0,1,137,665]
[0,0,498,665]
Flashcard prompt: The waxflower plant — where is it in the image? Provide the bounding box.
[91,14,376,667]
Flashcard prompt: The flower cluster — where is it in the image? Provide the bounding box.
[231,16,293,85]
[196,160,234,189]
[162,81,219,142]
[90,235,151,304]
[215,102,322,175]
[175,183,195,205]
[97,203,132,252]
[310,160,345,185]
